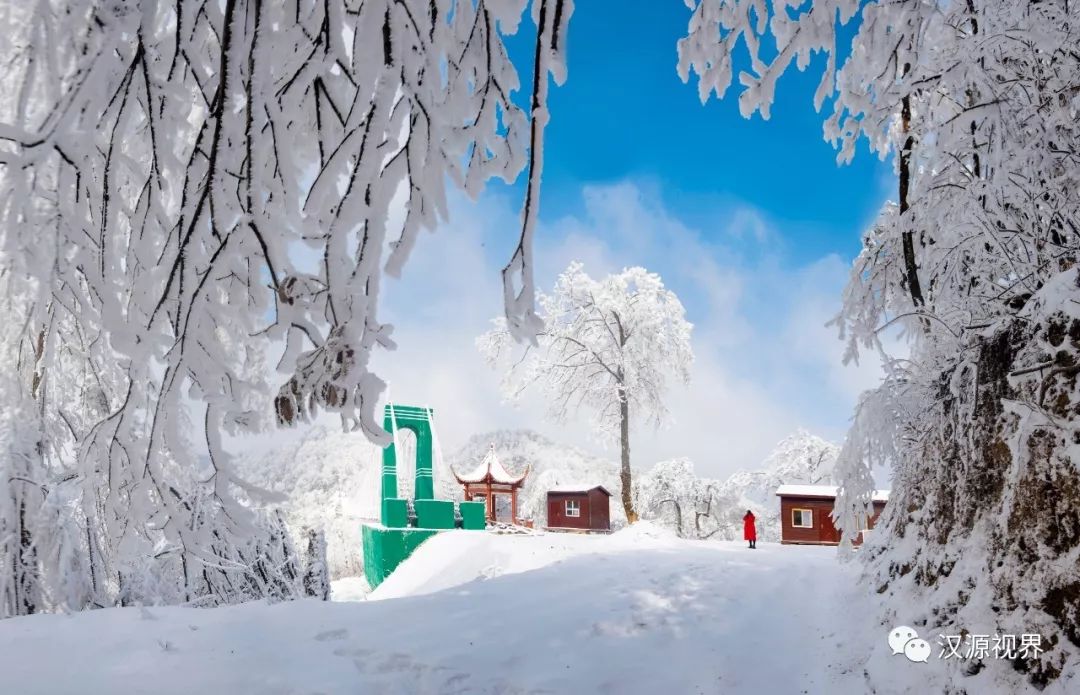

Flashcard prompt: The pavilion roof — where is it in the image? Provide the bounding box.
[453,444,529,486]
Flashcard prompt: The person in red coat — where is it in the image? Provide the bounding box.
[743,510,757,549]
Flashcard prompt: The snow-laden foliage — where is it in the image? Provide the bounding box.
[0,0,569,614]
[633,458,718,539]
[231,420,382,580]
[478,263,693,522]
[679,0,1080,686]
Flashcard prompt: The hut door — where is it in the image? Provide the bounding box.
[819,507,841,543]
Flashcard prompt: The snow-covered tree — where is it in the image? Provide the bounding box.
[632,458,715,538]
[679,0,1080,687]
[301,528,330,601]
[479,263,693,522]
[0,361,43,616]
[0,0,571,613]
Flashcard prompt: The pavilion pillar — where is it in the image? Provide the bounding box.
[486,482,494,522]
[511,489,518,524]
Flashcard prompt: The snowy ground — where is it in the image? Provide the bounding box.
[0,524,1048,694]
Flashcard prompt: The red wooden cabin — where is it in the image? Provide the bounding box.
[775,484,888,546]
[545,486,611,532]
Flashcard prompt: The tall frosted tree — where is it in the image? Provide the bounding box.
[0,0,571,613]
[478,262,693,522]
[679,0,1080,687]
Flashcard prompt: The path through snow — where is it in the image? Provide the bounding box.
[0,526,881,694]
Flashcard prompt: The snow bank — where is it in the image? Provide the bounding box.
[329,577,370,602]
[2,531,1065,694]
[606,519,679,544]
[0,537,875,694]
[371,522,695,602]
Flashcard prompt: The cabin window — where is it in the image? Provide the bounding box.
[792,508,813,528]
[565,499,581,517]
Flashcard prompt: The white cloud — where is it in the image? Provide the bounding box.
[364,181,888,478]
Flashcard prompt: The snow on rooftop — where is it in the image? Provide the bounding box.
[548,484,611,495]
[775,484,889,502]
[454,444,527,484]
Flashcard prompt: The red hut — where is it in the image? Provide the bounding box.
[452,444,529,524]
[775,484,888,546]
[545,485,612,532]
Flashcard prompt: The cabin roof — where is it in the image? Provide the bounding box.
[775,484,889,503]
[548,485,612,496]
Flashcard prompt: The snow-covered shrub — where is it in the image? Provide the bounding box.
[232,422,381,580]
[302,528,331,602]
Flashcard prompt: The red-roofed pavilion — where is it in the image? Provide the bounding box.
[452,444,530,524]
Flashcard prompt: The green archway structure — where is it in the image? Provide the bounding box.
[362,404,487,588]
[380,404,435,517]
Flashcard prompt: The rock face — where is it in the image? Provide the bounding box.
[869,270,1080,689]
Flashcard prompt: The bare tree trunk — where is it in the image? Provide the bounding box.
[11,325,49,616]
[15,492,37,615]
[899,93,925,309]
[619,386,638,523]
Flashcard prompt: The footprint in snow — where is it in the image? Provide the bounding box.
[374,652,415,674]
[480,564,504,580]
[314,628,349,642]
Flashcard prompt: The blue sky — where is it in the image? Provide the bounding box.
[373,3,897,477]
[497,2,892,263]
